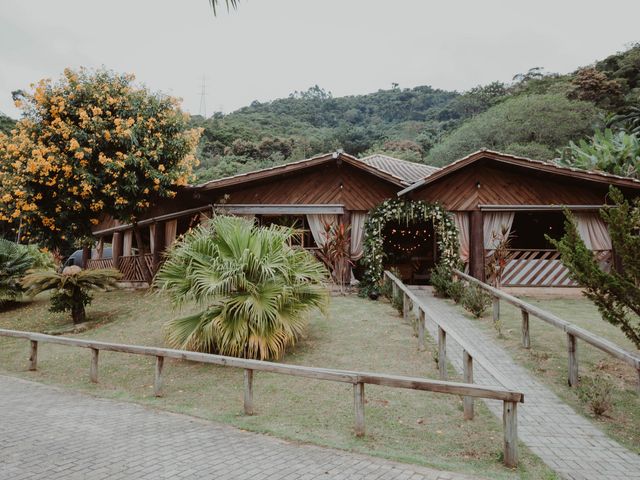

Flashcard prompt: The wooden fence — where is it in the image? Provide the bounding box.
[453,269,640,392]
[85,258,115,270]
[383,270,523,467]
[118,254,154,282]
[0,327,523,468]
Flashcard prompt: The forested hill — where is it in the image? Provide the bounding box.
[193,44,640,182]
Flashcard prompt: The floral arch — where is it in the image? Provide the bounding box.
[360,199,460,292]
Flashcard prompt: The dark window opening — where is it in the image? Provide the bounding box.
[510,211,566,250]
[382,219,436,284]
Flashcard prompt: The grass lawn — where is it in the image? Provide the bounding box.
[451,294,640,453]
[0,290,556,480]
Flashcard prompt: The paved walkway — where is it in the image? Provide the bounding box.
[0,375,481,480]
[410,287,640,480]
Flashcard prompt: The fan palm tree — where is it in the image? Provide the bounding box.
[0,239,34,306]
[22,267,121,324]
[155,216,329,360]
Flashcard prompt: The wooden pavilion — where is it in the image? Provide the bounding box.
[88,149,640,288]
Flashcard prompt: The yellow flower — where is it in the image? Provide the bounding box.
[69,138,80,150]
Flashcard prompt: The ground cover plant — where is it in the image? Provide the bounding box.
[0,290,555,479]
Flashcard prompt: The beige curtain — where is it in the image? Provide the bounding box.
[123,230,133,256]
[306,214,337,248]
[350,212,367,260]
[574,212,612,250]
[164,219,178,248]
[92,238,104,259]
[453,212,470,264]
[149,224,156,254]
[483,212,515,251]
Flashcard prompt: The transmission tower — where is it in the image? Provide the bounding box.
[198,76,207,118]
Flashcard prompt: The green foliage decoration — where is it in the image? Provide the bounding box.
[0,239,34,305]
[359,199,459,295]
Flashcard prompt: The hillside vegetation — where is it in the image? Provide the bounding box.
[192,44,640,180]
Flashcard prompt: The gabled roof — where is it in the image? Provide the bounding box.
[192,151,436,191]
[359,154,440,184]
[398,149,640,196]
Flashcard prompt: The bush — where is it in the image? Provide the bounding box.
[430,262,453,298]
[0,239,35,306]
[578,374,614,417]
[461,284,491,318]
[447,279,464,303]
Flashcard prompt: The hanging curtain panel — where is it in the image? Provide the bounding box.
[573,212,612,250]
[149,224,156,254]
[164,220,178,248]
[306,214,337,248]
[483,212,515,252]
[123,230,133,256]
[350,212,368,260]
[453,212,470,264]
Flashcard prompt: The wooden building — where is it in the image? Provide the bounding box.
[89,149,640,288]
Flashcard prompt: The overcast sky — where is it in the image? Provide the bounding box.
[1,1,639,119]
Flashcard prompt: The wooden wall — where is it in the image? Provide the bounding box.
[202,162,399,211]
[410,162,610,210]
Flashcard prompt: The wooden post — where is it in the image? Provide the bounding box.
[492,296,500,323]
[244,368,254,415]
[154,356,164,397]
[112,231,122,270]
[503,401,518,468]
[152,221,165,275]
[521,310,530,349]
[418,308,425,351]
[28,340,38,371]
[81,246,91,269]
[567,333,578,387]
[353,382,365,437]
[392,282,398,300]
[89,348,99,383]
[469,210,485,282]
[438,326,447,380]
[403,293,409,322]
[462,350,474,420]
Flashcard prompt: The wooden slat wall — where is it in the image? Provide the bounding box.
[211,163,399,211]
[411,163,608,210]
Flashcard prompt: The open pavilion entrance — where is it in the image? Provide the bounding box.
[381,219,436,284]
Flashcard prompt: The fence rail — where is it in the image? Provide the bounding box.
[383,270,523,467]
[85,258,115,270]
[453,269,640,392]
[0,327,523,467]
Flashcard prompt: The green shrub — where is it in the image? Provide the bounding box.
[447,279,464,303]
[0,239,34,306]
[578,374,614,416]
[430,262,453,298]
[461,284,491,318]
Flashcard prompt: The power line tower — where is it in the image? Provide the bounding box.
[198,76,207,118]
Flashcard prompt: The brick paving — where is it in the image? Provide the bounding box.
[410,287,640,480]
[0,375,482,480]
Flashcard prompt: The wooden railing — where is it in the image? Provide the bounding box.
[486,249,612,287]
[383,270,523,467]
[85,258,115,270]
[454,269,640,393]
[0,327,523,468]
[118,254,154,282]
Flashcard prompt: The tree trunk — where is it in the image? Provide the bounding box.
[72,304,86,324]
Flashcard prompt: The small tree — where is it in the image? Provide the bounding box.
[0,68,201,249]
[486,225,515,288]
[549,187,640,348]
[0,239,34,305]
[320,220,353,291]
[22,267,121,324]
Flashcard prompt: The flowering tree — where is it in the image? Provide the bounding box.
[0,68,201,248]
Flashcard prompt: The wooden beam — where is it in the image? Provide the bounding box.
[521,310,530,349]
[244,369,254,415]
[112,232,122,270]
[353,382,365,437]
[463,350,474,420]
[28,340,37,371]
[154,356,164,397]
[469,210,485,281]
[492,297,500,324]
[438,327,447,380]
[418,308,426,351]
[89,348,99,383]
[152,221,165,274]
[567,333,578,387]
[503,401,518,468]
